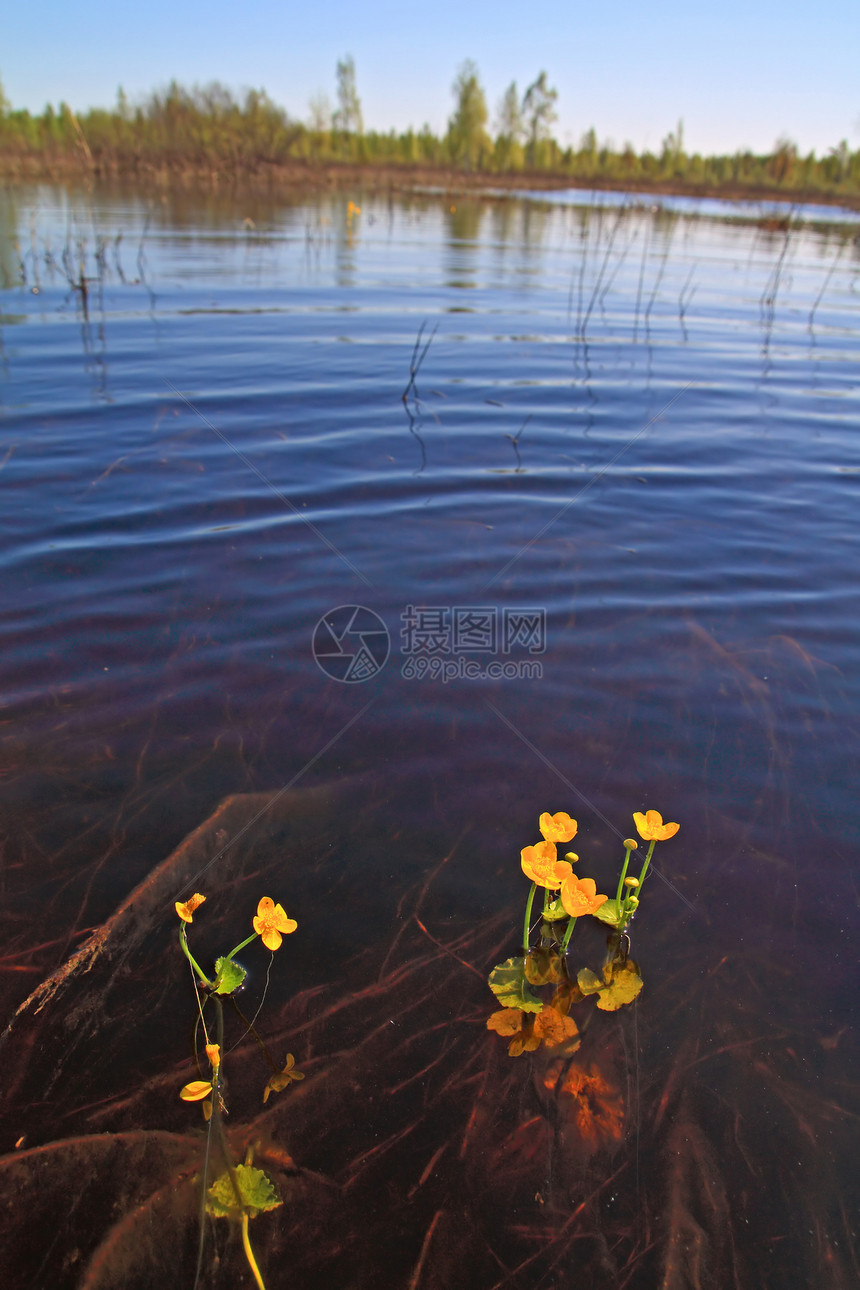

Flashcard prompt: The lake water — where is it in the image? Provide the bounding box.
[0,181,858,1288]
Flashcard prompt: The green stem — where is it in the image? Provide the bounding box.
[210,1000,248,1212]
[614,852,632,906]
[225,931,259,960]
[241,1212,266,1290]
[523,882,538,954]
[560,916,578,953]
[180,926,212,987]
[637,839,657,889]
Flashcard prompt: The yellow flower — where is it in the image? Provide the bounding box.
[263,1053,305,1103]
[633,810,679,841]
[205,1043,221,1071]
[253,896,297,951]
[559,874,609,918]
[175,892,206,923]
[539,812,578,844]
[521,840,573,890]
[180,1080,213,1101]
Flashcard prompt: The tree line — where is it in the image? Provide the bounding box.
[1,59,858,201]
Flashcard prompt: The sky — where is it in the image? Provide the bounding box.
[2,1,858,157]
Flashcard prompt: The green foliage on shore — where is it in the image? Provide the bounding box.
[1,67,858,202]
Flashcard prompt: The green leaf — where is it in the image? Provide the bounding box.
[206,1164,282,1218]
[488,957,543,1012]
[595,961,643,1011]
[213,956,247,995]
[577,960,644,1011]
[576,967,604,996]
[542,898,569,923]
[592,900,622,927]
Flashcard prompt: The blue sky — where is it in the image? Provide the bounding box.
[2,1,857,156]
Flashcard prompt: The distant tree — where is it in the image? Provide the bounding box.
[827,138,849,181]
[494,81,524,170]
[495,81,524,143]
[308,92,332,134]
[447,60,490,170]
[522,71,558,164]
[580,127,597,159]
[661,119,685,171]
[333,55,363,136]
[769,136,797,184]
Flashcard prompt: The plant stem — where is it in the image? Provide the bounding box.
[241,1212,266,1290]
[614,852,631,906]
[225,932,259,960]
[637,839,657,888]
[560,916,578,952]
[180,926,212,987]
[523,882,538,954]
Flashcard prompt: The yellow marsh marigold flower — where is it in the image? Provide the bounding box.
[560,874,609,919]
[521,840,573,890]
[175,893,206,923]
[180,1080,213,1102]
[633,810,679,842]
[253,896,297,951]
[263,1053,305,1103]
[539,812,578,844]
[205,1043,221,1071]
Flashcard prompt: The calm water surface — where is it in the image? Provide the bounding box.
[0,182,858,1288]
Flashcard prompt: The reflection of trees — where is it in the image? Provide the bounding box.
[0,186,21,289]
[444,200,485,291]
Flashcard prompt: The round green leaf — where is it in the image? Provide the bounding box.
[592,900,622,928]
[488,956,543,1012]
[213,956,247,995]
[206,1164,282,1218]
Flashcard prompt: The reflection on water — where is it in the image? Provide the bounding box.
[0,181,857,1287]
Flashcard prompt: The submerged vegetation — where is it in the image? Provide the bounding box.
[1,60,859,205]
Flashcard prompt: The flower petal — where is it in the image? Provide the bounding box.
[560,874,609,918]
[180,1080,213,1102]
[539,812,578,844]
[175,893,206,923]
[633,810,679,841]
[521,840,563,888]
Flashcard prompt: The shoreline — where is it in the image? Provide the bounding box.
[3,156,859,215]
